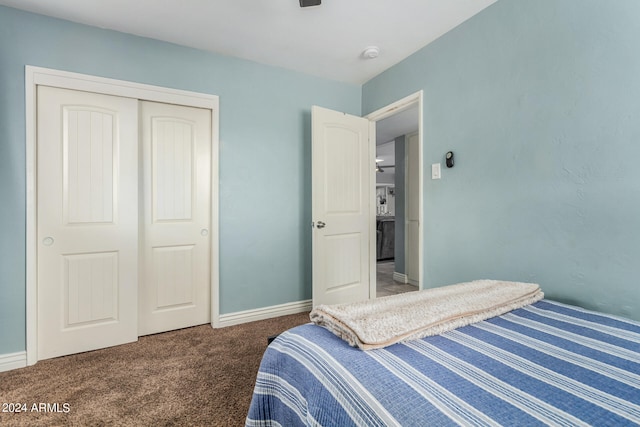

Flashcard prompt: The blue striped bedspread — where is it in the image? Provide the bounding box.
[246,300,640,426]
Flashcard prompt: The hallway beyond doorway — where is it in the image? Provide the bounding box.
[376,260,418,297]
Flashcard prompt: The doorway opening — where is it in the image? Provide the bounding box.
[365,92,423,298]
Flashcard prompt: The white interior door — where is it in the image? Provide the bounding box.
[406,132,420,286]
[312,106,372,306]
[138,101,211,336]
[37,86,139,360]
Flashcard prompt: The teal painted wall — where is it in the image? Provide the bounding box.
[363,0,640,321]
[0,6,361,354]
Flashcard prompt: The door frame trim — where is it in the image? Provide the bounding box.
[364,91,424,298]
[25,66,220,366]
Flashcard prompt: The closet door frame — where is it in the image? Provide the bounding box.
[25,66,220,366]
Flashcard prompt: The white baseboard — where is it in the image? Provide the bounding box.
[0,351,27,373]
[6,301,311,370]
[218,299,312,328]
[393,272,408,283]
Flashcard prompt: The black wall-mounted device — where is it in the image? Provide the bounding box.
[300,0,321,7]
[446,151,454,168]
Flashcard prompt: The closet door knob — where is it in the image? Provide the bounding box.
[316,221,326,229]
[200,229,209,237]
[43,237,55,246]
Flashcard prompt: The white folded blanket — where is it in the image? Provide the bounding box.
[310,280,544,350]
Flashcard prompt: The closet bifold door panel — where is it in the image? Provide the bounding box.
[37,86,139,360]
[37,86,212,360]
[138,101,211,336]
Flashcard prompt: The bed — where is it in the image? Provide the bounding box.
[246,299,640,426]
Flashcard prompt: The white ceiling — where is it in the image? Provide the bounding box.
[375,104,420,171]
[374,104,416,169]
[0,0,496,84]
[376,141,396,171]
[377,105,420,146]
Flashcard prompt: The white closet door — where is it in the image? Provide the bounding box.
[37,86,139,360]
[138,101,211,336]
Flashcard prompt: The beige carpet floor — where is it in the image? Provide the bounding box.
[0,312,310,427]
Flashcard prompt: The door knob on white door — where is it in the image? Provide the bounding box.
[316,221,326,229]
[42,237,55,246]
[200,229,209,237]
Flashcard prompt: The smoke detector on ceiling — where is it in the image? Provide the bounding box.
[362,46,380,59]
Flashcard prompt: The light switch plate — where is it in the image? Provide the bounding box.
[431,163,441,180]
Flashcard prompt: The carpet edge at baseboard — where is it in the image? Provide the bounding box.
[218,300,312,328]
